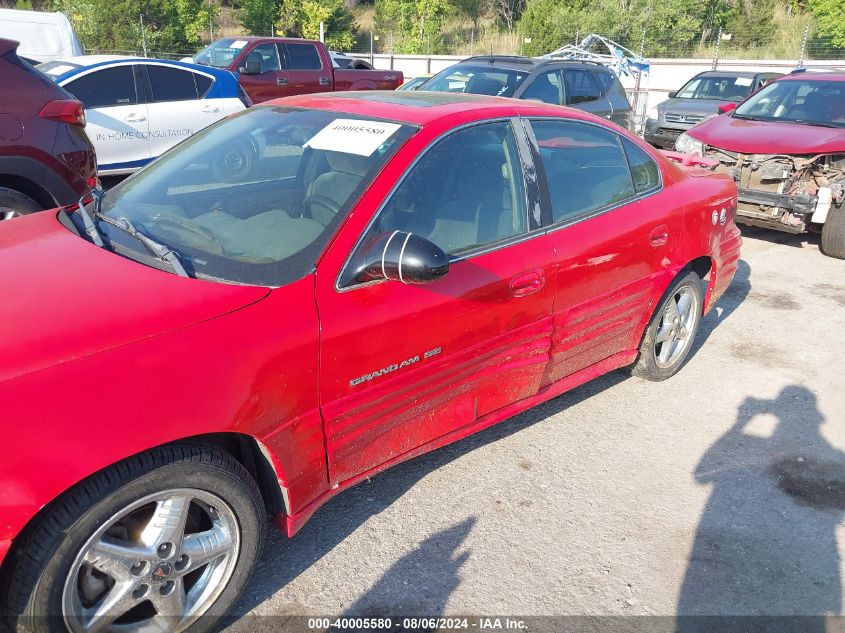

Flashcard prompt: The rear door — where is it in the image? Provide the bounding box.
[316,119,556,485]
[564,68,613,120]
[142,64,227,160]
[527,118,680,383]
[237,42,290,103]
[282,42,331,95]
[61,64,150,172]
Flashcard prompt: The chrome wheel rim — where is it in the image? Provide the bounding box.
[62,489,240,633]
[653,286,698,368]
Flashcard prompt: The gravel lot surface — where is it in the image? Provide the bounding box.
[226,227,845,627]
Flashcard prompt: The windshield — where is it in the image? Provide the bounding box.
[97,107,415,286]
[192,38,249,68]
[422,65,529,97]
[733,79,845,128]
[675,75,755,102]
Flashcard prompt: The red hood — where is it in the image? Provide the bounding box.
[0,212,269,382]
[689,113,845,155]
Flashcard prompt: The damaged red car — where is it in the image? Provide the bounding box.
[0,92,740,633]
[675,68,845,258]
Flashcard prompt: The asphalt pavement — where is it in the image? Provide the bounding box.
[226,226,845,627]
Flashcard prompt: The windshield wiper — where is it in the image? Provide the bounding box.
[76,191,105,247]
[95,213,190,278]
[731,112,761,121]
[787,119,839,128]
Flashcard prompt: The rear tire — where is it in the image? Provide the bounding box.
[0,187,42,220]
[820,203,845,259]
[631,271,704,382]
[1,445,265,633]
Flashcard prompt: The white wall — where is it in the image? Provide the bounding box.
[361,52,844,113]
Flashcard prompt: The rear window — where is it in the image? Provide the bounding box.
[286,43,322,70]
[423,64,529,98]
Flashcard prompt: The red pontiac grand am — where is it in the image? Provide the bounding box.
[0,92,740,632]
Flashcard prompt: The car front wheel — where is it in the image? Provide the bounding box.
[0,186,42,220]
[1,445,264,633]
[631,271,703,381]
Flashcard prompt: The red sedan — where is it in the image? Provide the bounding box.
[0,92,740,632]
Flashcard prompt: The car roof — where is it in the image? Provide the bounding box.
[695,70,771,78]
[453,55,613,73]
[778,69,845,82]
[44,56,237,84]
[264,90,602,127]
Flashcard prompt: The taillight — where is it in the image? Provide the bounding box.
[86,177,100,190]
[39,99,86,127]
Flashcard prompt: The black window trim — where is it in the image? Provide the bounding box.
[62,62,140,108]
[143,62,218,102]
[523,116,664,234]
[335,116,544,292]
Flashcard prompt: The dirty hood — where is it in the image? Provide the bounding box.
[0,211,269,382]
[689,113,845,155]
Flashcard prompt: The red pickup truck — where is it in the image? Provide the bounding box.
[190,36,403,103]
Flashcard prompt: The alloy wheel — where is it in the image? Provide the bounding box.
[653,286,699,368]
[62,488,240,633]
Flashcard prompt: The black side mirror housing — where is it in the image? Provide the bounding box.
[668,91,677,99]
[351,231,449,285]
[240,54,262,75]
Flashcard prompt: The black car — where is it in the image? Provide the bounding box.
[419,56,635,131]
[644,70,782,149]
[0,38,96,220]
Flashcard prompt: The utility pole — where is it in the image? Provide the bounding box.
[798,23,809,67]
[712,26,722,70]
[370,31,374,66]
[319,21,324,43]
[139,13,147,57]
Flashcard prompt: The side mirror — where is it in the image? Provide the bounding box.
[240,54,262,75]
[352,231,449,285]
[668,91,677,99]
[718,102,737,114]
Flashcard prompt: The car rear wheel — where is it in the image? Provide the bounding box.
[1,445,264,633]
[0,186,42,220]
[631,271,703,382]
[820,203,845,259]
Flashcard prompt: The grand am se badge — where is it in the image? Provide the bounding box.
[350,347,442,387]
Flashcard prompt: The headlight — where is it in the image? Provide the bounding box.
[675,132,705,156]
[646,106,659,122]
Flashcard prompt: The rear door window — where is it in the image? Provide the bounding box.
[147,65,200,102]
[564,70,602,105]
[64,66,137,108]
[621,138,660,194]
[531,119,635,224]
[285,43,323,70]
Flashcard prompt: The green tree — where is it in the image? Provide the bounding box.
[298,0,357,49]
[374,0,449,53]
[241,0,279,34]
[809,0,845,47]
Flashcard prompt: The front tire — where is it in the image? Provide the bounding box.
[2,445,264,633]
[631,271,704,382]
[0,187,42,220]
[820,203,845,259]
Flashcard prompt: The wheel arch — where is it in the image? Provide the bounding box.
[0,174,56,210]
[0,432,290,583]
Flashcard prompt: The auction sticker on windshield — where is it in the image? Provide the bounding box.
[304,119,402,156]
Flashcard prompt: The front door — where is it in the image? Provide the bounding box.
[526,118,681,383]
[316,119,556,485]
[237,43,290,104]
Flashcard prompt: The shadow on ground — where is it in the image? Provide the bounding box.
[677,385,845,632]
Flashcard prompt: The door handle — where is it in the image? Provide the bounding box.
[649,225,670,247]
[276,77,288,86]
[510,270,546,298]
[124,114,146,122]
[319,77,330,86]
